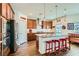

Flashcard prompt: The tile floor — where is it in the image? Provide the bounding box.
[9,41,79,56]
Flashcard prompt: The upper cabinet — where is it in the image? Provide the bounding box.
[42,20,52,29]
[2,4,7,18]
[27,19,37,29]
[1,3,15,20]
[0,4,2,15]
[42,21,47,29]
[47,21,52,29]
[0,18,2,41]
[0,3,15,40]
[7,4,10,19]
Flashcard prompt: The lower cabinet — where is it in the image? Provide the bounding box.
[27,33,36,41]
[0,42,2,56]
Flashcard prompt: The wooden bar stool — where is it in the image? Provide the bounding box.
[45,40,53,55]
[54,40,60,55]
[60,38,66,49]
[60,38,68,53]
[66,37,70,50]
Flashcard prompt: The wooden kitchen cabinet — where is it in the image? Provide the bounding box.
[1,3,15,20]
[42,21,47,29]
[0,3,15,56]
[47,21,52,29]
[42,21,52,29]
[7,4,11,19]
[27,33,36,41]
[0,42,2,56]
[0,4,2,56]
[27,19,37,29]
[2,4,6,18]
[0,17,2,41]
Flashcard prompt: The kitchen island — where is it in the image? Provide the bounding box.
[36,34,69,54]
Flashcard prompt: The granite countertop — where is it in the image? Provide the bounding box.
[36,33,68,37]
[36,33,68,41]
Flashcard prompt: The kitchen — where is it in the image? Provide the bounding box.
[0,3,79,56]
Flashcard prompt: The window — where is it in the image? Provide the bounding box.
[74,23,79,33]
[67,23,74,30]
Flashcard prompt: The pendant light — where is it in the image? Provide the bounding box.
[64,8,67,16]
[55,5,58,20]
[62,8,67,29]
[55,5,59,22]
[43,3,46,20]
[64,8,67,21]
[56,5,61,22]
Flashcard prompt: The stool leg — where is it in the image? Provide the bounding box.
[69,40,70,50]
[68,38,70,50]
[54,42,56,55]
[46,43,47,54]
[58,42,60,55]
[51,42,53,52]
[65,39,68,51]
[49,43,50,55]
[65,40,67,48]
[54,42,56,51]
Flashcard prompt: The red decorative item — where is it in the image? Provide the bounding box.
[60,38,67,49]
[54,40,60,55]
[45,40,53,55]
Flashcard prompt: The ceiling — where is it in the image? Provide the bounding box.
[11,3,79,20]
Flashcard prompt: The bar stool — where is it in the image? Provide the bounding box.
[65,37,70,50]
[54,40,60,55]
[45,40,53,55]
[60,38,67,53]
[60,38,66,48]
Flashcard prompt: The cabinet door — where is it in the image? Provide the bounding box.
[6,4,11,19]
[47,21,52,29]
[42,21,47,29]
[27,19,36,29]
[0,17,2,41]
[2,3,7,18]
[0,4,2,15]
[33,20,36,29]
[10,9,13,19]
[27,20,32,29]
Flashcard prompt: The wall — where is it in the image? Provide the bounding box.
[52,14,79,35]
[14,10,27,45]
[66,14,79,34]
[52,16,68,35]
